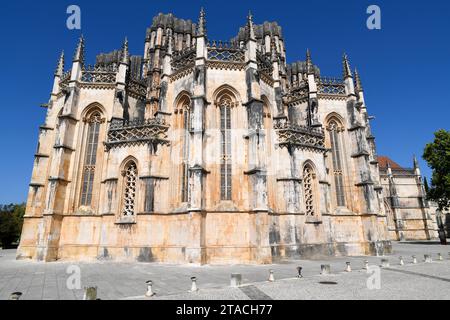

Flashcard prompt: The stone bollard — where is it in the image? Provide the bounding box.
[424,254,432,263]
[345,262,352,272]
[296,266,303,278]
[190,277,198,292]
[9,292,22,300]
[399,256,404,266]
[230,274,242,287]
[145,280,155,297]
[437,253,443,261]
[380,258,389,268]
[268,270,275,282]
[412,255,417,264]
[320,264,331,275]
[363,260,369,270]
[83,287,97,300]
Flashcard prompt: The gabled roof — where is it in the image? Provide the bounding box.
[378,156,402,169]
[378,156,416,176]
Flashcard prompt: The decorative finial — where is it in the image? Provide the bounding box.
[306,49,314,74]
[197,7,206,37]
[354,68,363,91]
[271,38,277,61]
[386,160,392,169]
[165,28,173,54]
[413,155,419,169]
[121,37,129,64]
[73,35,85,65]
[55,51,65,76]
[343,53,352,78]
[247,10,255,40]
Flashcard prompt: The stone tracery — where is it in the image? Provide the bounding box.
[121,162,137,217]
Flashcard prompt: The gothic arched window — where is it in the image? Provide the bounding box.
[327,120,346,207]
[176,95,191,203]
[80,111,102,206]
[220,96,232,200]
[262,100,272,129]
[303,164,317,216]
[122,161,138,216]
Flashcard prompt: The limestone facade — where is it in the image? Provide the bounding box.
[17,10,400,264]
[379,156,439,241]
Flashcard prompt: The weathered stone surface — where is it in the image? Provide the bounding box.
[17,10,435,265]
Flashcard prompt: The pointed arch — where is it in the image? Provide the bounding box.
[324,112,345,126]
[261,95,272,121]
[325,113,346,207]
[120,157,139,217]
[213,85,240,201]
[174,91,192,203]
[173,91,192,111]
[303,161,318,216]
[79,103,106,207]
[81,102,107,120]
[212,84,241,107]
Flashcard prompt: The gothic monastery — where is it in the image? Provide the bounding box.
[17,10,438,263]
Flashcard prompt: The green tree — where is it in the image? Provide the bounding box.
[423,176,430,194]
[423,129,450,211]
[0,203,25,248]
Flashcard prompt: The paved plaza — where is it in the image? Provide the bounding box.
[0,241,449,300]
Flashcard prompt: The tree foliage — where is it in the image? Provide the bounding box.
[0,203,25,248]
[423,176,429,193]
[423,129,450,211]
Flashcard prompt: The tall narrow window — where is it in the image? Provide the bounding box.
[178,96,191,203]
[262,101,272,128]
[328,120,346,206]
[122,162,137,216]
[220,97,232,200]
[80,112,102,206]
[303,164,316,216]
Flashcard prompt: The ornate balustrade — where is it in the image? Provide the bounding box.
[207,40,245,63]
[105,118,170,150]
[59,70,71,90]
[317,76,346,95]
[284,82,309,103]
[81,64,118,83]
[274,118,326,152]
[127,77,147,98]
[256,51,273,76]
[171,46,196,72]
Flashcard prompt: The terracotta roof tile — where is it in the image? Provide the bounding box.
[378,156,402,169]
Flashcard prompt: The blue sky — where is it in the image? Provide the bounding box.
[0,0,449,204]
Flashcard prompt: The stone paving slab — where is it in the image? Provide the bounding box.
[0,241,449,300]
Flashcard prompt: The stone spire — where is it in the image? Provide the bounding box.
[73,35,85,65]
[306,49,314,74]
[343,53,352,78]
[271,37,277,61]
[121,37,129,64]
[247,10,255,41]
[196,7,206,37]
[55,51,65,76]
[166,29,173,55]
[413,155,419,169]
[354,68,363,92]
